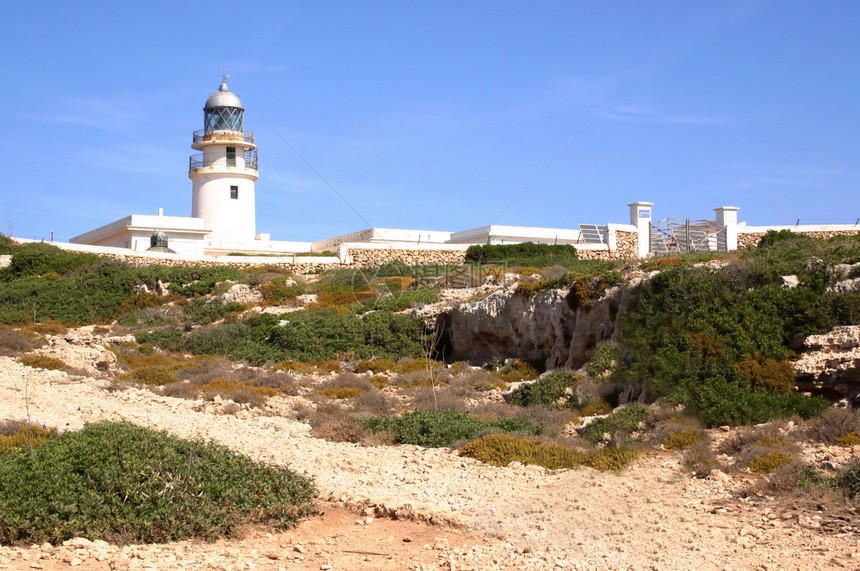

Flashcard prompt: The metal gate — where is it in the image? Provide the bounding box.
[650,218,727,255]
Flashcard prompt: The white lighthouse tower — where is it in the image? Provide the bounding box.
[189,74,259,247]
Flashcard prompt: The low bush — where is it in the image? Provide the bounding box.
[662,428,704,451]
[837,462,860,498]
[577,398,614,417]
[508,370,579,407]
[581,406,649,444]
[581,446,644,472]
[363,410,541,448]
[0,326,44,356]
[586,343,622,377]
[161,381,201,400]
[316,387,363,400]
[735,352,795,394]
[835,431,860,447]
[18,355,66,371]
[803,407,860,444]
[493,359,540,383]
[682,443,723,477]
[566,273,621,311]
[749,450,795,474]
[0,424,58,454]
[465,243,578,267]
[460,434,642,472]
[355,358,398,374]
[122,366,179,386]
[201,378,279,406]
[460,433,586,469]
[0,422,316,544]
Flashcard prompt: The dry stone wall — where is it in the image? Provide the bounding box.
[738,229,860,250]
[347,248,468,267]
[576,231,639,261]
[82,251,340,274]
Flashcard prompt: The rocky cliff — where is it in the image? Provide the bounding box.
[437,281,637,369]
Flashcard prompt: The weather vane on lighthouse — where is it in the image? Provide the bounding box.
[220,67,230,87]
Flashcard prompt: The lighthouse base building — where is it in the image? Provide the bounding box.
[71,78,308,257]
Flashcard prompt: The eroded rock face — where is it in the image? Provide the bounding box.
[31,329,124,378]
[215,283,263,305]
[794,325,860,398]
[438,282,636,369]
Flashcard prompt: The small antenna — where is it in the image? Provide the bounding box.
[220,66,230,86]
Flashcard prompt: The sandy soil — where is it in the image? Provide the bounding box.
[1,356,859,570]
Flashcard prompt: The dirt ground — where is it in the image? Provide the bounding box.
[1,353,860,570]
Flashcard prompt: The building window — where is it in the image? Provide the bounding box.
[230,185,238,199]
[226,146,236,167]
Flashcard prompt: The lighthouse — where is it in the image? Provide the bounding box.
[189,75,259,246]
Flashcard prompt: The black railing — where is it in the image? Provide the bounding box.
[189,150,258,171]
[192,130,255,145]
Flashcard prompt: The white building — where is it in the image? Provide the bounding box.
[71,77,638,257]
[71,77,310,257]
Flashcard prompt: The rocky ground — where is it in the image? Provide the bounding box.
[1,353,860,571]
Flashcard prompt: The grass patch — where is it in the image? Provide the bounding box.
[363,410,542,448]
[18,355,66,371]
[459,433,642,472]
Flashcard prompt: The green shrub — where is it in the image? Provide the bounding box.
[509,370,579,407]
[185,298,246,325]
[1,242,100,279]
[465,243,578,267]
[363,410,541,448]
[0,422,315,544]
[587,343,622,377]
[581,406,649,443]
[837,462,860,498]
[18,355,66,371]
[260,277,304,304]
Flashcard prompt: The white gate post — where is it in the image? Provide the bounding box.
[628,201,654,258]
[714,206,740,251]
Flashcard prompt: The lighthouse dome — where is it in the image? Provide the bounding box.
[205,81,244,110]
[202,79,244,134]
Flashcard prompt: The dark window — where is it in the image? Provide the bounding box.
[226,146,236,167]
[230,185,238,199]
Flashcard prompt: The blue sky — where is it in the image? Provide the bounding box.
[3,1,858,242]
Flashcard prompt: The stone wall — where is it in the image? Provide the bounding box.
[346,248,468,267]
[83,251,340,274]
[575,231,640,261]
[737,229,860,250]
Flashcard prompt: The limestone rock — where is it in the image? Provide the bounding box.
[438,280,638,370]
[218,283,263,305]
[829,277,860,294]
[31,330,121,378]
[778,275,800,289]
[794,325,860,398]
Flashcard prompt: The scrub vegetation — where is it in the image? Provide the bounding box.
[4,232,860,519]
